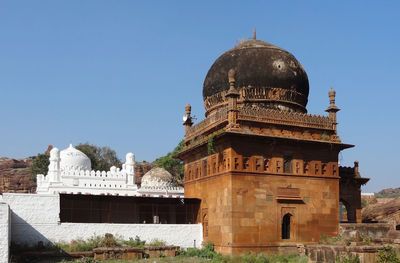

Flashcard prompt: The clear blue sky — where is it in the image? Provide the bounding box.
[0,1,399,192]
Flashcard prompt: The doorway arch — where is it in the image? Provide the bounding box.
[282,213,292,239]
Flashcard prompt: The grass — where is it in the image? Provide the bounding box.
[13,238,309,263]
[59,242,309,263]
[61,254,309,263]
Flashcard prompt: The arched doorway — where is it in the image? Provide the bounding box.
[340,199,356,223]
[282,213,292,239]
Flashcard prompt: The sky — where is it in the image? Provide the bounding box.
[0,1,399,192]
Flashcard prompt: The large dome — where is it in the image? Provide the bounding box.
[203,39,309,114]
[60,144,91,171]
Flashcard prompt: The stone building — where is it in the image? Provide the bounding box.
[176,35,368,254]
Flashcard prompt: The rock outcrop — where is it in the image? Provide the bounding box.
[375,187,400,198]
[0,158,36,193]
[362,196,400,227]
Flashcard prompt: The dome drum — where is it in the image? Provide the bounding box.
[204,85,308,116]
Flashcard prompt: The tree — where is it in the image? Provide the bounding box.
[153,140,184,185]
[76,143,121,171]
[30,153,50,181]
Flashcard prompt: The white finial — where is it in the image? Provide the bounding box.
[69,143,73,148]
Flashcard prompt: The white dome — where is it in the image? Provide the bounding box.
[141,167,174,189]
[60,144,91,171]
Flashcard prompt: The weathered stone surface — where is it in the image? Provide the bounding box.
[93,247,143,260]
[306,244,390,263]
[340,223,393,239]
[0,158,35,194]
[387,230,400,239]
[362,197,400,226]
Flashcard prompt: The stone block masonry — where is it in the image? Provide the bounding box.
[0,203,10,263]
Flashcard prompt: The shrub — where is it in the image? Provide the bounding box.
[30,153,49,181]
[122,235,146,248]
[57,235,113,252]
[147,239,167,247]
[336,254,360,263]
[377,246,400,263]
[178,242,222,260]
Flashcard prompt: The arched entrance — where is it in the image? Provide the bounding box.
[340,199,356,223]
[282,213,292,239]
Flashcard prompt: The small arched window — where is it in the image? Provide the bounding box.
[282,213,292,239]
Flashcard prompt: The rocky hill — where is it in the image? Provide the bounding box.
[362,196,400,227]
[375,187,400,198]
[0,157,36,193]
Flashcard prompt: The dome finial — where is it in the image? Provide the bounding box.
[253,28,256,40]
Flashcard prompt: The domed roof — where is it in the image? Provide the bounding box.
[203,38,309,113]
[141,167,174,189]
[60,144,91,171]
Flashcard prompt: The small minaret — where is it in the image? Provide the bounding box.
[183,104,194,134]
[125,152,136,187]
[225,69,240,129]
[48,147,61,183]
[354,161,360,178]
[325,87,340,131]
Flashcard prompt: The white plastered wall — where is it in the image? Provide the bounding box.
[0,202,10,263]
[2,193,202,249]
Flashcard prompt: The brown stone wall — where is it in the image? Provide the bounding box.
[183,134,342,255]
[185,173,233,253]
[230,173,339,246]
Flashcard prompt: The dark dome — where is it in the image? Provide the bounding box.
[203,39,309,113]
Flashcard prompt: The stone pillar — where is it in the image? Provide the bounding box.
[48,148,61,183]
[225,69,240,130]
[183,104,194,135]
[0,203,10,263]
[325,88,340,132]
[125,153,137,188]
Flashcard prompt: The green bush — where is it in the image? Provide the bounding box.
[336,254,360,263]
[153,140,185,184]
[122,235,146,248]
[377,246,400,263]
[147,239,167,247]
[30,153,50,181]
[177,243,307,263]
[178,242,222,260]
[57,235,113,252]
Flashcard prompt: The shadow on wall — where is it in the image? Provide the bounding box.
[11,212,53,246]
[9,212,76,263]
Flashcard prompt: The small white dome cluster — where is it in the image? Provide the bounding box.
[36,144,184,198]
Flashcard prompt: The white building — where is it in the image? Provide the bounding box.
[36,144,183,197]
